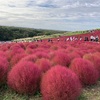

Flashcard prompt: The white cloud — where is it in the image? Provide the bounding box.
[0,0,100,31]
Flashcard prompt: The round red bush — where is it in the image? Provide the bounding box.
[83,53,100,78]
[70,58,99,86]
[6,48,25,61]
[0,57,9,85]
[52,51,71,67]
[41,65,82,100]
[7,61,41,94]
[25,48,34,54]
[35,58,51,73]
[68,51,81,61]
[21,54,37,63]
[10,43,21,50]
[35,51,49,59]
[0,51,6,58]
[26,43,38,49]
[10,53,27,68]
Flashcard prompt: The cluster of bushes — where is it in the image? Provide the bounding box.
[0,32,100,100]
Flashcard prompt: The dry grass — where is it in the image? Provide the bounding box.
[0,81,100,100]
[80,81,100,100]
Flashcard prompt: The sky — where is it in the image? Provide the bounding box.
[0,0,100,31]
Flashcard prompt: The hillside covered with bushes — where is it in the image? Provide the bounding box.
[0,26,66,41]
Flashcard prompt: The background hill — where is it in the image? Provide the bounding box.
[0,25,99,42]
[0,26,66,41]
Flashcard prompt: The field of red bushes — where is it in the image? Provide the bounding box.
[0,30,100,100]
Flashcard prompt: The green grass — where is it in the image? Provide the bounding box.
[13,30,87,42]
[1,81,100,100]
[0,84,41,100]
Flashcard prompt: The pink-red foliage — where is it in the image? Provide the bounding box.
[66,46,75,53]
[50,45,59,50]
[0,57,9,85]
[6,48,25,61]
[35,58,51,73]
[7,61,41,94]
[93,52,100,58]
[0,43,11,51]
[21,54,37,63]
[68,51,81,61]
[70,58,99,86]
[35,52,49,59]
[32,48,49,54]
[52,51,71,67]
[83,54,100,78]
[26,43,38,49]
[18,43,26,49]
[10,43,21,50]
[41,65,82,100]
[10,53,27,68]
[25,48,34,54]
[0,51,6,58]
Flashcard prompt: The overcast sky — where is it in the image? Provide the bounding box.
[0,0,100,31]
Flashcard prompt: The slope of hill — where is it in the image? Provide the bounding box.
[0,25,99,42]
[0,26,66,41]
[13,29,96,42]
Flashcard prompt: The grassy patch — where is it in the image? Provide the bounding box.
[13,31,87,42]
[1,82,100,100]
[0,84,41,100]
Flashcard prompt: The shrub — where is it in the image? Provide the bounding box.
[26,43,38,49]
[68,51,81,61]
[21,54,37,63]
[70,58,99,86]
[10,43,21,50]
[25,48,34,54]
[83,53,100,78]
[50,45,58,50]
[93,52,100,58]
[10,53,27,68]
[6,48,25,61]
[35,52,49,59]
[0,51,6,58]
[66,46,75,53]
[18,43,26,49]
[7,61,41,94]
[0,57,9,85]
[52,51,71,67]
[35,58,51,73]
[41,65,82,100]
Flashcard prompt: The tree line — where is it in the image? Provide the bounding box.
[0,26,65,41]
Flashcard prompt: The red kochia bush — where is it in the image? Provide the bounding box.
[83,53,100,78]
[68,51,81,60]
[35,58,51,73]
[6,48,25,61]
[10,53,27,68]
[8,61,41,94]
[21,54,37,63]
[26,43,38,49]
[52,51,71,67]
[70,58,99,86]
[41,65,82,100]
[0,57,9,85]
[35,51,49,59]
[0,51,6,58]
